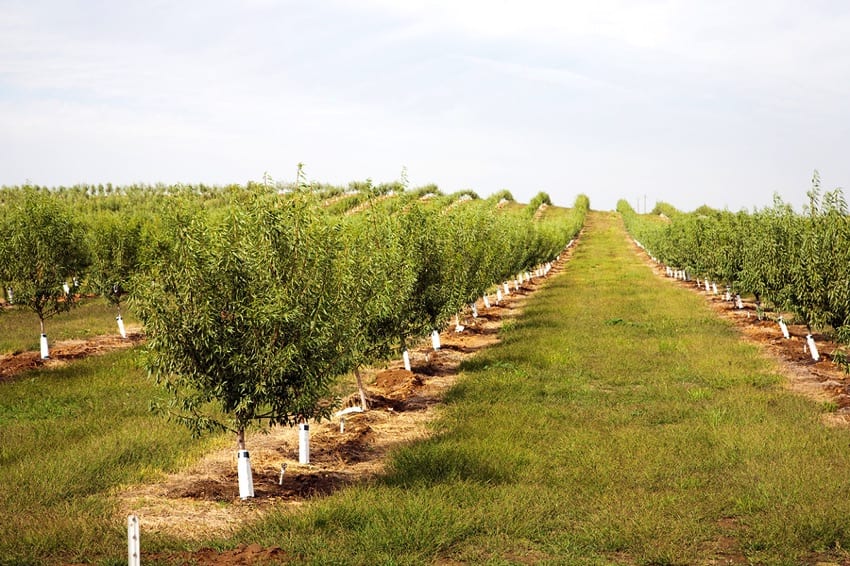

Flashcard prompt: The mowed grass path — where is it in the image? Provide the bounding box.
[233,212,850,565]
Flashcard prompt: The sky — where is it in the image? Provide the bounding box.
[1,0,849,212]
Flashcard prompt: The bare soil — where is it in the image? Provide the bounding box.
[0,327,144,383]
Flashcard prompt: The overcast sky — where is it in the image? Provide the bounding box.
[2,1,849,212]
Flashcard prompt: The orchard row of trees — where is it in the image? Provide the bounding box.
[1,182,588,451]
[618,172,850,344]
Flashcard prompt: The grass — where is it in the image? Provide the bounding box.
[0,349,219,565]
[0,298,139,355]
[6,211,850,564]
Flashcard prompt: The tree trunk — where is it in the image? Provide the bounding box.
[236,427,246,451]
[354,366,369,410]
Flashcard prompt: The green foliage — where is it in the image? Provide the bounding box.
[651,201,681,217]
[488,189,515,203]
[739,195,800,311]
[620,172,850,340]
[0,188,88,328]
[131,189,351,438]
[408,184,443,200]
[0,181,589,448]
[337,203,420,362]
[84,210,145,308]
[527,191,553,215]
[787,172,850,330]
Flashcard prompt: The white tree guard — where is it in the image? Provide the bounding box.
[299,423,310,464]
[238,449,255,499]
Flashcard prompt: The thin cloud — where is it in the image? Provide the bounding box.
[1,0,849,212]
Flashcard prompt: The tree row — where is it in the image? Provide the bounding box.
[617,172,850,356]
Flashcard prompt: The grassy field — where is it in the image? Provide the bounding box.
[0,349,222,565]
[3,211,850,564]
[0,299,139,355]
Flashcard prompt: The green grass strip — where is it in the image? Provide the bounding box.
[233,212,850,565]
[0,349,216,565]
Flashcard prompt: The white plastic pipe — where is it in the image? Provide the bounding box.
[806,334,820,361]
[725,287,732,302]
[503,282,510,295]
[127,515,140,566]
[403,349,411,371]
[705,280,710,292]
[116,315,127,339]
[454,314,464,333]
[483,294,490,309]
[496,288,503,304]
[778,318,790,339]
[712,282,718,295]
[62,282,70,295]
[237,449,255,498]
[5,287,12,304]
[735,295,744,309]
[471,303,478,318]
[299,423,310,464]
[431,329,441,351]
[40,333,49,359]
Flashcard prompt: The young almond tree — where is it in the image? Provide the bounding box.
[0,189,87,357]
[131,189,351,488]
[789,174,850,332]
[336,207,412,407]
[84,211,144,337]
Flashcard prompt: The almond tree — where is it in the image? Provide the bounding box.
[131,189,350,467]
[0,188,87,357]
[84,211,144,336]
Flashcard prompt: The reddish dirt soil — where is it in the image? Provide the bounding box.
[0,329,144,383]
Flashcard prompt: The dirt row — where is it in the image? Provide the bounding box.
[0,329,145,383]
